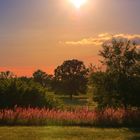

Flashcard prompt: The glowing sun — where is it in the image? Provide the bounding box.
[70,0,87,8]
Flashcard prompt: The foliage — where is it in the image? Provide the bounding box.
[91,38,140,108]
[91,72,130,108]
[54,59,88,99]
[100,39,140,75]
[0,78,62,109]
[33,69,53,89]
[0,107,140,127]
[0,71,15,79]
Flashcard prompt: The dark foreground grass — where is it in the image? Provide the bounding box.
[0,127,139,140]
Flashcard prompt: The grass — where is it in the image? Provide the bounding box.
[0,95,139,140]
[59,95,88,106]
[0,107,140,127]
[57,94,95,109]
[0,127,139,140]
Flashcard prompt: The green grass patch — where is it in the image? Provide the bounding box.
[0,127,139,140]
[57,94,95,109]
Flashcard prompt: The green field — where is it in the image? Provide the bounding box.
[0,127,139,140]
[57,93,95,109]
[0,95,139,140]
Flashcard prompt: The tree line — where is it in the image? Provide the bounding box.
[0,38,140,109]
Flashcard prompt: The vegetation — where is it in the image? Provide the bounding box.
[33,69,53,89]
[90,39,140,108]
[54,59,88,100]
[58,95,90,109]
[0,77,61,109]
[0,127,140,140]
[0,107,140,127]
[0,38,140,127]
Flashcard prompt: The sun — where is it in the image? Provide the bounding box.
[70,0,87,8]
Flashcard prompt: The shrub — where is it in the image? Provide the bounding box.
[90,71,140,108]
[0,79,62,109]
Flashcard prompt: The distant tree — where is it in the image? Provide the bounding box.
[54,59,88,100]
[18,76,32,82]
[0,71,15,79]
[33,70,53,88]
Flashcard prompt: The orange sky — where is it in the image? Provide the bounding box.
[0,55,100,76]
[0,0,140,76]
[0,66,54,77]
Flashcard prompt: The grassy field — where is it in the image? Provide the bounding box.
[57,93,95,109]
[0,95,139,140]
[0,127,139,140]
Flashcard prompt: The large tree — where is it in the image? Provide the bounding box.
[91,38,140,108]
[54,59,88,100]
[100,39,140,76]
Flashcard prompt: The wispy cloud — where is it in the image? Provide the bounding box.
[64,33,140,46]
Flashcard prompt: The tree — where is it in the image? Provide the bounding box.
[0,71,15,79]
[54,59,88,100]
[91,38,140,108]
[0,78,61,109]
[33,70,53,89]
[100,39,140,76]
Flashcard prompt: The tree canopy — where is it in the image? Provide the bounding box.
[100,39,140,76]
[91,38,140,108]
[54,59,88,99]
[33,69,53,89]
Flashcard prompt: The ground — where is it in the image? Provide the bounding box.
[0,95,139,140]
[0,127,140,140]
[57,93,95,109]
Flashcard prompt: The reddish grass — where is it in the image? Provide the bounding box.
[0,107,140,126]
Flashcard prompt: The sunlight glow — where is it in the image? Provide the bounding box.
[70,0,87,8]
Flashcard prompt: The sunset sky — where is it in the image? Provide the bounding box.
[0,0,140,76]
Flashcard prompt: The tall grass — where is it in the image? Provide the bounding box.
[0,107,140,127]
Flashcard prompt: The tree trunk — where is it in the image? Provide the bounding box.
[70,93,73,100]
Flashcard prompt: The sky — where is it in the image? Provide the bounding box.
[0,0,140,76]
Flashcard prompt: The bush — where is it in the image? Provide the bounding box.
[90,71,140,108]
[0,78,62,109]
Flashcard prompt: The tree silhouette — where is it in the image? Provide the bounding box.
[100,39,140,76]
[54,59,88,100]
[0,71,15,79]
[91,38,140,108]
[33,70,53,88]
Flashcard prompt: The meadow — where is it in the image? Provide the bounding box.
[0,82,140,140]
[0,106,140,127]
[0,103,140,140]
[0,127,139,140]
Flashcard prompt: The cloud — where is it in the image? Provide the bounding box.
[64,33,140,46]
